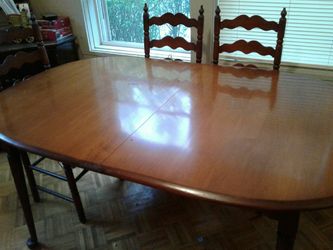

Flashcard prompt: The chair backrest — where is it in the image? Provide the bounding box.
[0,17,50,91]
[213,6,287,70]
[143,3,204,63]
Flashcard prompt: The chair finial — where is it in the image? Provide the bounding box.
[199,5,204,16]
[215,6,221,16]
[281,8,287,18]
[144,3,148,13]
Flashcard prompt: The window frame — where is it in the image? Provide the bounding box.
[81,0,195,61]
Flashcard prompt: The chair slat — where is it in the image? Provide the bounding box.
[220,15,279,31]
[149,13,199,28]
[0,50,41,76]
[150,36,196,51]
[219,40,275,57]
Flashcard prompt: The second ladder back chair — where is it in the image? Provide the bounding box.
[213,6,287,70]
[0,18,50,91]
[143,3,204,63]
[0,18,86,223]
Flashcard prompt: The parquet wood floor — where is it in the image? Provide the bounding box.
[1,153,333,250]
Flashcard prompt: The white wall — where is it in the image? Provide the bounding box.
[29,0,91,58]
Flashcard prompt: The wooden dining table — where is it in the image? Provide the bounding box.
[0,56,332,249]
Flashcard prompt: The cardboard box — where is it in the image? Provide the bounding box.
[41,26,72,41]
[38,16,70,29]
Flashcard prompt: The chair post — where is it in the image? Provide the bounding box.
[31,16,51,70]
[274,8,287,70]
[196,5,204,64]
[213,6,221,65]
[143,4,150,58]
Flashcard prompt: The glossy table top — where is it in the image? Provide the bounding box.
[1,56,332,210]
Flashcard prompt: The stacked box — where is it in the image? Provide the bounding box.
[38,17,72,41]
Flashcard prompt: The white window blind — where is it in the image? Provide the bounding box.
[217,0,333,68]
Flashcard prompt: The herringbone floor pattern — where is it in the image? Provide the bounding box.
[1,153,333,250]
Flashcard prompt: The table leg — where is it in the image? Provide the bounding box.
[7,146,39,249]
[274,211,300,250]
[63,164,86,223]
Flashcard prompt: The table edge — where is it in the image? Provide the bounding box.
[1,133,333,212]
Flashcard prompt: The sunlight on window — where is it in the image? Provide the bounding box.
[104,0,190,44]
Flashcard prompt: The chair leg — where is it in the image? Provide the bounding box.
[63,164,86,223]
[8,147,39,248]
[21,151,40,202]
[276,212,300,250]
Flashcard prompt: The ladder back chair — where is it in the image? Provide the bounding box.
[0,19,50,91]
[0,18,86,223]
[213,6,287,70]
[143,3,204,63]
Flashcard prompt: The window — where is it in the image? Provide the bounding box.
[103,1,190,44]
[82,0,192,60]
[217,0,333,68]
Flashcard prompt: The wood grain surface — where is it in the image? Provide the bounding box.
[0,56,332,211]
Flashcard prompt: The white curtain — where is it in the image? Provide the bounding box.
[0,0,20,15]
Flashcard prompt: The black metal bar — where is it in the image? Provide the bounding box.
[75,169,88,182]
[63,164,86,223]
[36,185,73,202]
[7,146,39,249]
[30,165,67,181]
[31,156,45,166]
[21,151,40,202]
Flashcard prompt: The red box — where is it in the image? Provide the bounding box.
[41,27,72,41]
[38,16,71,29]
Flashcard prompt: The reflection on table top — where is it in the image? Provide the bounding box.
[0,56,332,210]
